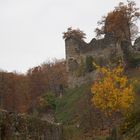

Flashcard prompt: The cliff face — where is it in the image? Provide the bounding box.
[0,110,63,140]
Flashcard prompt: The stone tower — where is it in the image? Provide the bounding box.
[65,37,87,72]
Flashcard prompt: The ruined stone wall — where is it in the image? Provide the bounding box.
[0,110,63,140]
[65,35,140,88]
[65,35,125,88]
[65,37,87,72]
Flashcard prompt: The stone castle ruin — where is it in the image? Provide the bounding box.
[64,0,140,88]
[65,33,140,88]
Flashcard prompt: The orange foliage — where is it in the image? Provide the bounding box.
[91,63,135,116]
[63,27,86,41]
[95,0,140,41]
[0,59,67,113]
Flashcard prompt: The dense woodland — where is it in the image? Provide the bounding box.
[0,59,67,113]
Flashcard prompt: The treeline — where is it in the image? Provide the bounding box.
[0,59,67,113]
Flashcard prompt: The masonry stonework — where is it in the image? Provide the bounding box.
[65,35,140,88]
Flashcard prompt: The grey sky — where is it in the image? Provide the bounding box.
[0,0,140,73]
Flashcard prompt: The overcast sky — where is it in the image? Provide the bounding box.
[0,0,140,73]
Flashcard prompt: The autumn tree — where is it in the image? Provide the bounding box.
[40,59,67,94]
[28,66,45,98]
[0,59,67,113]
[0,71,5,108]
[14,74,30,112]
[95,0,140,42]
[0,71,30,112]
[91,63,135,116]
[63,27,86,41]
[27,59,67,112]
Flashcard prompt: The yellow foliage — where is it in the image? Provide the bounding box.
[91,64,134,116]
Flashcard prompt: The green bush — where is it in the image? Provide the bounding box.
[128,55,140,68]
[121,42,140,68]
[85,56,95,72]
[134,81,140,94]
[120,109,140,134]
[38,92,56,112]
[75,58,86,77]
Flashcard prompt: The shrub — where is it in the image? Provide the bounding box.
[85,56,95,72]
[120,109,140,134]
[38,92,56,111]
[63,27,86,41]
[75,58,86,77]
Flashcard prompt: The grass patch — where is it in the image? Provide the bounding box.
[55,84,90,124]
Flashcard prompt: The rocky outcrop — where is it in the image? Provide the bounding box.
[0,110,63,140]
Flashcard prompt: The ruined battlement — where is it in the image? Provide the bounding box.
[65,34,140,88]
[65,34,122,72]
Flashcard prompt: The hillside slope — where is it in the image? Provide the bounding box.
[55,84,97,140]
[55,68,140,140]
